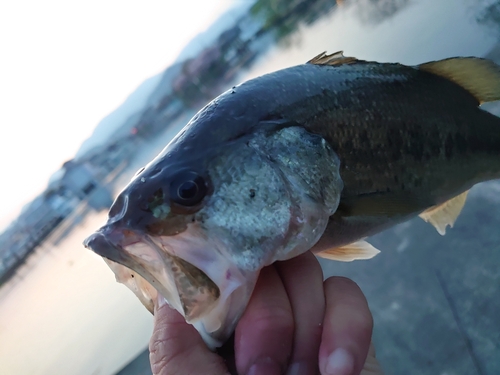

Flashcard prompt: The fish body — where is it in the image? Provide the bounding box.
[84,52,500,348]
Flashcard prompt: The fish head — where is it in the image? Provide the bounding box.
[84,126,338,348]
[84,100,343,346]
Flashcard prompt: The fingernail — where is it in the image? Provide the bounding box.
[286,361,315,375]
[325,348,354,375]
[247,357,281,375]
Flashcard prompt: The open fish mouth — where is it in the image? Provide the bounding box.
[84,224,256,348]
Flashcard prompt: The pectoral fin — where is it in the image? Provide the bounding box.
[316,240,380,262]
[418,190,469,235]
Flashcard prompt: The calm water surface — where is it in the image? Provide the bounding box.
[0,121,187,375]
[1,1,497,374]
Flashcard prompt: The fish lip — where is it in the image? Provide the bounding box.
[84,227,147,271]
[84,228,157,287]
[84,226,186,318]
[84,225,257,348]
[84,229,127,264]
[146,228,259,346]
[84,225,224,321]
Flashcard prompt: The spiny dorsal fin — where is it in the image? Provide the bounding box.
[308,51,358,66]
[418,190,469,235]
[316,240,380,262]
[419,58,500,104]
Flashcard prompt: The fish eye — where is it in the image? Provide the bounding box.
[170,170,207,206]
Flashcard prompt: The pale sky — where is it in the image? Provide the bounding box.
[0,0,237,230]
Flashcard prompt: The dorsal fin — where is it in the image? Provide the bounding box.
[308,51,358,66]
[418,190,469,235]
[419,58,500,104]
[316,239,380,262]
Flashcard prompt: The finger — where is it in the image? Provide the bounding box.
[149,296,229,375]
[235,266,294,375]
[319,277,373,375]
[275,251,325,375]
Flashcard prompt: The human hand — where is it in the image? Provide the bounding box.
[149,251,382,375]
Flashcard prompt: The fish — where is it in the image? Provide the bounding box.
[84,51,500,349]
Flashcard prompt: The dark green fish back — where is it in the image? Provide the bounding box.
[156,53,500,219]
[273,60,500,207]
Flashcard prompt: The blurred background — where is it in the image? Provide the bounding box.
[0,0,499,374]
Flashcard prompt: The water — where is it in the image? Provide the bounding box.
[0,115,191,375]
[241,0,496,79]
[0,213,152,375]
[1,1,499,374]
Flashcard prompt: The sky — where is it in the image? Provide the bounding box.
[0,0,237,230]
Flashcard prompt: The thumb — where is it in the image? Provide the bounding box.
[149,296,229,375]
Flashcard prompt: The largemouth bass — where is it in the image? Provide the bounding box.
[84,51,500,348]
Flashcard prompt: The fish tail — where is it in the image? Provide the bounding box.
[418,57,500,104]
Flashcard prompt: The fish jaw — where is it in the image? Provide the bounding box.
[83,224,258,349]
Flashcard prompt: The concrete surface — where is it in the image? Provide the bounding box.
[322,181,500,375]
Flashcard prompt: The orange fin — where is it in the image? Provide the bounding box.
[418,190,469,235]
[316,240,380,262]
[308,51,358,66]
